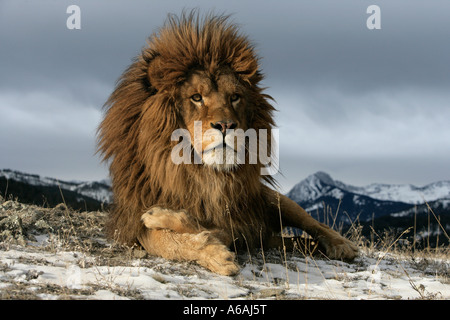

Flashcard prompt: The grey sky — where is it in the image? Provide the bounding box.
[1,0,450,193]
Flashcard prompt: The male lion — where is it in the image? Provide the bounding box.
[97,12,358,275]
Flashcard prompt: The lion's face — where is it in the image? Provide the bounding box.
[177,69,251,171]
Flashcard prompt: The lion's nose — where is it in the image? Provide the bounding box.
[211,120,237,134]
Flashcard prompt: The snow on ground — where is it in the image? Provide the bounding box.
[1,237,449,300]
[0,200,449,300]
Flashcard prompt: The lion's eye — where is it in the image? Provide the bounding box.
[191,94,203,102]
[230,94,240,103]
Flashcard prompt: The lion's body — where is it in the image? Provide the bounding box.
[98,12,358,275]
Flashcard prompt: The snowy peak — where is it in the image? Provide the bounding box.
[285,171,450,228]
[363,181,450,204]
[312,171,335,186]
[287,171,344,203]
[288,171,450,205]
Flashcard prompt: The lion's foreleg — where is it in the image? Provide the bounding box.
[138,228,239,276]
[141,207,202,234]
[141,207,234,246]
[140,207,238,275]
[266,188,359,261]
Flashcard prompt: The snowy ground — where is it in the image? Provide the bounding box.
[0,200,449,300]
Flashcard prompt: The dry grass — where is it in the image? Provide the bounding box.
[244,198,449,299]
[0,195,448,300]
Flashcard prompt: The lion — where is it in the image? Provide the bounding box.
[97,12,358,275]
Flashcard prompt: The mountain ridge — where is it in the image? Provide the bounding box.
[0,169,112,211]
[288,171,450,205]
[2,168,450,220]
[286,171,450,247]
[1,168,448,246]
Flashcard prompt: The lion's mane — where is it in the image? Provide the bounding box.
[98,12,277,250]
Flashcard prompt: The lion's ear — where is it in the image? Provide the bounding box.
[147,55,165,91]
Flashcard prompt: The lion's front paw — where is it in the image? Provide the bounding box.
[192,231,239,276]
[141,207,198,234]
[320,235,359,262]
[141,210,168,230]
[197,244,240,276]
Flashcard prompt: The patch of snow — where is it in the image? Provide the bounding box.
[391,210,410,218]
[1,243,448,300]
[328,188,344,199]
[353,195,366,206]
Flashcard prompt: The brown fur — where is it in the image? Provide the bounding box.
[97,12,358,275]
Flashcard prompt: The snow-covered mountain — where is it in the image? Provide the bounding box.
[286,171,450,224]
[0,169,112,209]
[288,171,450,205]
[286,172,450,247]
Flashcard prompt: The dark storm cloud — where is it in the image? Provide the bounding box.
[1,0,449,189]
